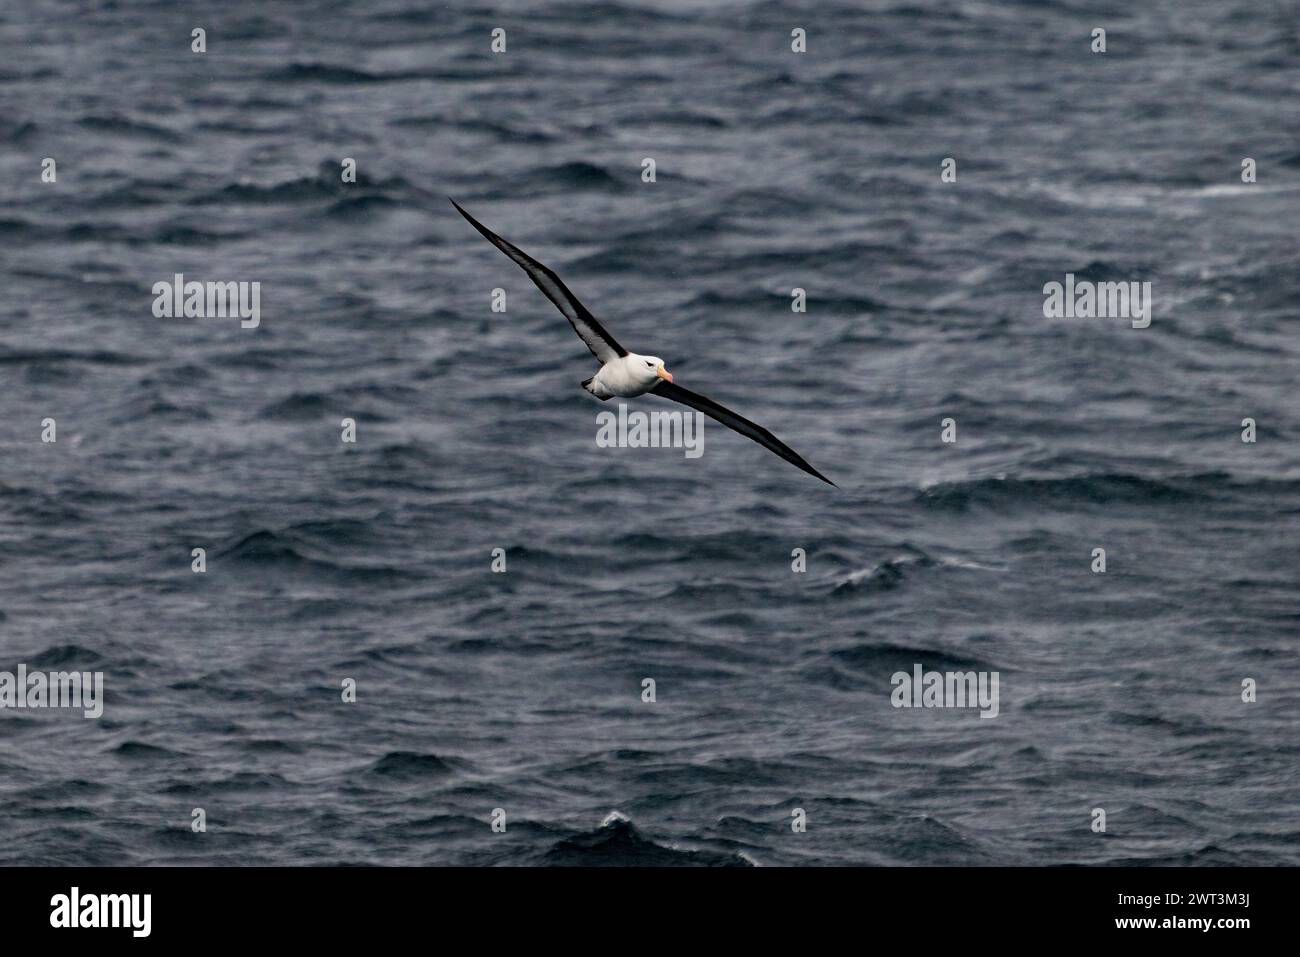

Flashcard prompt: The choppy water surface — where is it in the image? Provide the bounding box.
[0,0,1297,865]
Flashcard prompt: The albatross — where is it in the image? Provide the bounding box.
[450,199,835,486]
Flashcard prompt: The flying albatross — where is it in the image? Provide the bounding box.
[450,199,835,486]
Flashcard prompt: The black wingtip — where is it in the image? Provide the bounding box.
[449,198,497,243]
[773,450,837,487]
[784,444,836,487]
[807,465,837,487]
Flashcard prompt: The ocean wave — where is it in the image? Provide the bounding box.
[213,529,417,583]
[831,550,936,594]
[916,472,1226,510]
[0,118,38,142]
[516,161,626,195]
[264,62,421,84]
[366,751,462,780]
[111,741,183,761]
[76,113,182,142]
[825,642,993,674]
[24,644,104,668]
[541,813,753,867]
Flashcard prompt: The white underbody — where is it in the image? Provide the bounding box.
[583,352,667,399]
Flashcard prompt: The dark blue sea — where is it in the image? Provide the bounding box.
[0,0,1297,866]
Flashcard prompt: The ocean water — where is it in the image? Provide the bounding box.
[0,0,1297,866]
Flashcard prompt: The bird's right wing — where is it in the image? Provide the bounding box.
[450,199,628,364]
[650,381,835,486]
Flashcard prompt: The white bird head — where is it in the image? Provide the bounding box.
[630,353,673,386]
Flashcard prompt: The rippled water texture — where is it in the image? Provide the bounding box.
[0,0,1297,865]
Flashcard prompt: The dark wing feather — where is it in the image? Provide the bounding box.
[450,199,627,363]
[650,381,835,486]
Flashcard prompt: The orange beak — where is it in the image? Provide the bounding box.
[656,365,674,383]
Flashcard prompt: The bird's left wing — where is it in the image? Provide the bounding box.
[650,381,835,486]
[450,199,628,364]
